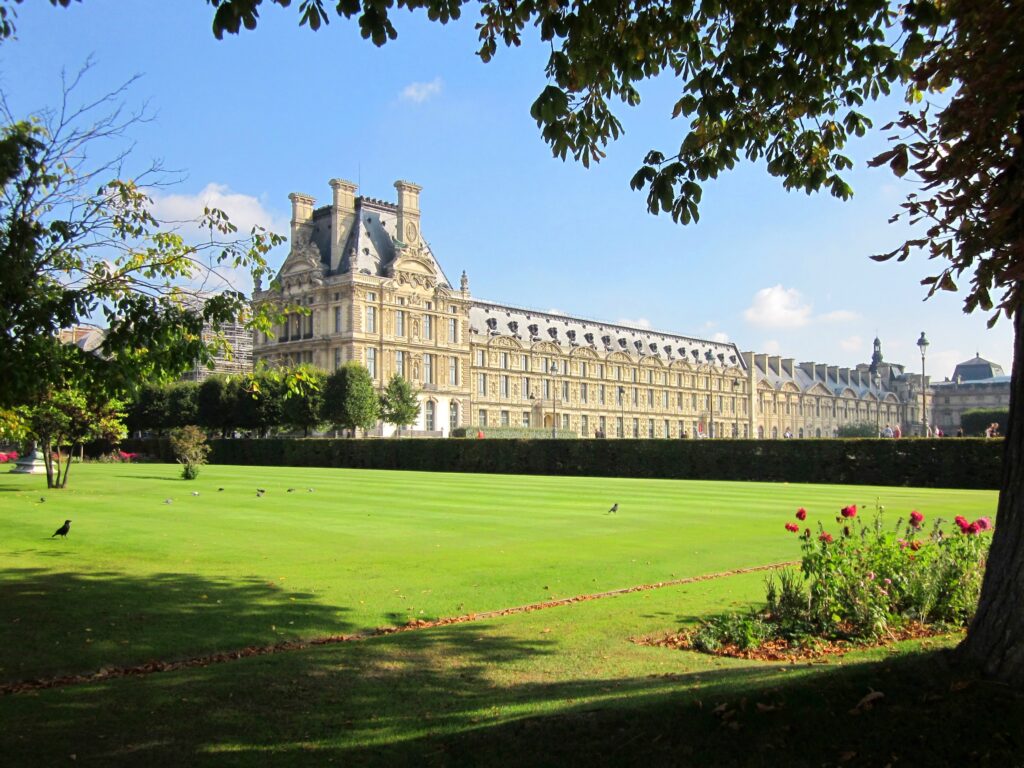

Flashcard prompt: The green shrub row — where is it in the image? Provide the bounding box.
[119,437,1003,489]
[960,408,1009,437]
[450,425,579,439]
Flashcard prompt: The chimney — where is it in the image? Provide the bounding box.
[394,180,423,247]
[754,353,768,374]
[769,355,781,376]
[827,366,839,384]
[782,358,794,377]
[288,192,316,248]
[329,178,358,272]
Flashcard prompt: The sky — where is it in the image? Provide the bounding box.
[2,0,1014,381]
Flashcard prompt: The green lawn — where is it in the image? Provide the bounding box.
[1,464,1015,767]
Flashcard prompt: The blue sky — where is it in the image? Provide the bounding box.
[3,0,1013,379]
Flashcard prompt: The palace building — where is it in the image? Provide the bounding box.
[252,179,933,438]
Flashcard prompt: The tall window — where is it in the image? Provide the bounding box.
[366,306,377,333]
[543,380,551,399]
[581,414,589,435]
[599,415,606,435]
[562,414,570,430]
[478,409,487,427]
[500,375,510,398]
[366,348,377,379]
[448,318,457,343]
[633,418,640,437]
[424,315,433,340]
[662,391,669,408]
[333,348,341,370]
[425,401,435,431]
[664,419,670,437]
[475,349,484,366]
[648,419,655,438]
[501,352,510,369]
[521,354,528,370]
[424,354,434,385]
[450,402,459,431]
[648,388,654,406]
[632,387,639,406]
[395,350,405,377]
[449,357,458,385]
[581,383,589,403]
[501,410,510,426]
[561,381,569,400]
[477,373,487,395]
[580,362,588,378]
[522,411,531,427]
[395,310,405,337]
[599,385,606,405]
[334,306,342,333]
[522,376,531,399]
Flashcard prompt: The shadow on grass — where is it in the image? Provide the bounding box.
[0,567,354,683]
[3,614,1021,767]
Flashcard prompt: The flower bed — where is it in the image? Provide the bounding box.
[669,503,993,659]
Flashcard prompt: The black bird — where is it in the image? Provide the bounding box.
[287,488,296,493]
[52,520,71,538]
[607,503,618,514]
[256,488,265,497]
[218,487,225,492]
[39,496,46,503]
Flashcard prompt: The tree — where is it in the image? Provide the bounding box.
[166,382,200,429]
[321,363,380,436]
[281,364,327,436]
[0,63,285,412]
[168,424,210,480]
[379,374,420,435]
[128,382,171,436]
[25,387,126,488]
[233,369,286,438]
[197,375,235,438]
[202,0,1024,689]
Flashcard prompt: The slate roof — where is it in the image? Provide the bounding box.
[951,355,1005,382]
[469,299,744,367]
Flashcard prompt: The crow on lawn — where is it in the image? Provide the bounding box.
[52,520,71,538]
[607,503,618,514]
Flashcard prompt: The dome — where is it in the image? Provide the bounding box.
[952,354,1005,382]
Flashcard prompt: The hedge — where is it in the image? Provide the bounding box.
[451,426,579,439]
[960,408,1009,437]
[119,437,1004,490]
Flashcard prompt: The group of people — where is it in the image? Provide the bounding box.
[880,424,903,438]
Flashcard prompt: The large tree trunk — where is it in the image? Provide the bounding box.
[959,309,1024,685]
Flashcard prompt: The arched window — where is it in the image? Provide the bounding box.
[771,426,778,439]
[798,427,804,439]
[425,401,435,431]
[816,427,821,438]
[757,426,765,439]
[449,401,459,432]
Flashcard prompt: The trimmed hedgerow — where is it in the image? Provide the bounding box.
[118,437,1002,490]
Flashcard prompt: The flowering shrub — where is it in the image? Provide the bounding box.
[690,503,994,653]
[0,451,18,463]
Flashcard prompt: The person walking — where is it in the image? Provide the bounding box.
[882,424,894,438]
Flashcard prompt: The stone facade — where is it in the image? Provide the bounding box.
[930,355,1010,434]
[252,180,934,438]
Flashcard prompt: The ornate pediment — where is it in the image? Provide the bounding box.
[387,240,438,289]
[278,239,325,291]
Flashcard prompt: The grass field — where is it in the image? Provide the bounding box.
[2,464,1019,766]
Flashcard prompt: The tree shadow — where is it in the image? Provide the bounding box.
[0,567,354,683]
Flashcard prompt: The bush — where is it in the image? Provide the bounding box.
[836,422,879,438]
[960,408,1008,437]
[451,426,580,439]
[168,425,210,480]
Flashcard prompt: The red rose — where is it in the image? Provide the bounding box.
[975,517,992,531]
[967,522,980,535]
[954,515,970,532]
[819,532,834,544]
[796,508,807,521]
[784,522,800,533]
[909,510,924,528]
[840,505,857,518]
[910,540,923,551]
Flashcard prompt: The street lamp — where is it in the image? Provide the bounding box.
[617,385,625,438]
[873,371,882,437]
[917,332,929,437]
[547,359,559,438]
[705,350,715,438]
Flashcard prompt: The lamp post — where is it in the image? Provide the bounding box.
[705,350,715,438]
[548,359,559,438]
[917,332,929,437]
[873,372,882,437]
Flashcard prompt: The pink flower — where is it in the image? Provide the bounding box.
[784,522,800,533]
[898,539,908,550]
[796,508,807,521]
[0,452,8,463]
[909,510,924,528]
[840,505,857,518]
[975,517,992,531]
[967,522,980,535]
[867,572,875,580]
[883,578,892,586]
[954,515,970,532]
[819,532,834,544]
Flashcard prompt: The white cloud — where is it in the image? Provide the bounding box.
[744,285,859,329]
[839,335,864,353]
[819,309,861,324]
[150,183,287,238]
[712,331,730,343]
[762,339,781,354]
[743,285,812,329]
[400,77,443,104]
[616,317,652,329]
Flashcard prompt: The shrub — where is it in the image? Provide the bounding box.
[960,408,1008,437]
[169,425,210,480]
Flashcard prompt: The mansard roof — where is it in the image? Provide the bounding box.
[469,299,744,368]
[951,354,1005,382]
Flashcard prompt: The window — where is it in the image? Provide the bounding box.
[501,352,510,369]
[616,417,624,438]
[648,370,654,384]
[424,354,434,385]
[395,350,406,377]
[366,348,377,379]
[678,420,685,437]
[616,366,622,381]
[648,389,654,406]
[633,418,640,438]
[599,416,606,435]
[366,306,377,333]
[581,362,588,378]
[521,354,528,370]
[664,419,670,437]
[478,409,487,426]
[632,387,639,406]
[397,297,406,306]
[334,306,342,333]
[632,369,638,383]
[450,402,459,431]
[581,415,589,435]
[501,410,510,426]
[648,419,655,438]
[477,373,487,395]
[395,310,405,337]
[599,364,605,379]
[662,391,669,408]
[449,357,458,385]
[522,377,531,399]
[500,375,510,398]
[562,381,569,400]
[522,411,531,427]
[424,315,433,340]
[475,349,484,366]
[581,383,589,403]
[425,301,433,310]
[448,318,458,343]
[425,401,435,431]
[543,379,551,399]
[677,392,683,409]
[333,348,341,370]
[599,385,606,405]
[304,313,313,338]
[367,291,376,302]
[617,387,624,406]
[562,414,570,430]
[449,304,457,314]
